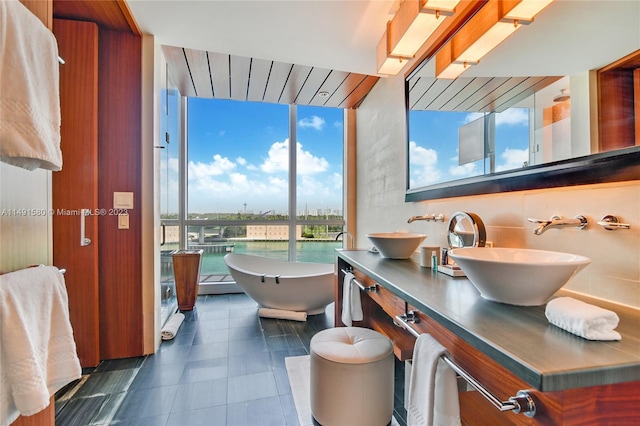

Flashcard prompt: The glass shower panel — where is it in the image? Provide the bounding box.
[160,86,180,325]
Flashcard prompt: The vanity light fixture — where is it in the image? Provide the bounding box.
[435,0,554,79]
[377,0,461,75]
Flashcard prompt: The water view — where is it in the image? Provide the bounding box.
[163,240,342,278]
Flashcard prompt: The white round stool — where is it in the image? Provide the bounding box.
[310,327,394,426]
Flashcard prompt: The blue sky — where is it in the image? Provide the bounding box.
[408,108,530,188]
[162,97,344,215]
[161,93,530,215]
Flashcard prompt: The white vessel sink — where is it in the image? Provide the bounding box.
[448,247,591,306]
[366,232,427,259]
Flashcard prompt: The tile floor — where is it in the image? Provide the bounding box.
[55,293,408,426]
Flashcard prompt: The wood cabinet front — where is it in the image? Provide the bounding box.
[336,258,640,425]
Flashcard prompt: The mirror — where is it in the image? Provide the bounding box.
[447,212,486,249]
[406,1,640,202]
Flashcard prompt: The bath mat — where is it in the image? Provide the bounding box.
[285,355,400,426]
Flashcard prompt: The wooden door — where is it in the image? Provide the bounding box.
[52,18,100,368]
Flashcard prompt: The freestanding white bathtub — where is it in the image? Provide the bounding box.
[223,253,335,315]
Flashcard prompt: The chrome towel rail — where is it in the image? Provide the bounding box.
[394,312,536,418]
[341,268,378,292]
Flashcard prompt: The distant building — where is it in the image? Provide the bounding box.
[246,225,302,240]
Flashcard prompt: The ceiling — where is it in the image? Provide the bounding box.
[68,1,640,110]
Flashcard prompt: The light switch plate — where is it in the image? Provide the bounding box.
[114,192,134,209]
[118,214,130,229]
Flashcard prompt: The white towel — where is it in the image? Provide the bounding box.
[0,266,81,425]
[258,308,307,322]
[545,297,621,341]
[0,0,63,171]
[340,272,362,326]
[408,334,461,426]
[161,312,185,340]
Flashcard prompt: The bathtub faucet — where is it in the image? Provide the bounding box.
[336,231,355,249]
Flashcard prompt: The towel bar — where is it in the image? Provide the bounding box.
[341,268,378,292]
[394,312,536,418]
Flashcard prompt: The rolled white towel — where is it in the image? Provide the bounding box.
[545,297,621,341]
[258,308,307,322]
[161,312,185,340]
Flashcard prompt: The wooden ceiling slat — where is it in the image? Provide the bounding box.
[184,48,213,98]
[425,78,475,111]
[339,76,379,109]
[161,46,196,98]
[492,76,562,113]
[230,55,252,101]
[278,65,313,104]
[294,68,332,105]
[247,58,273,102]
[453,78,512,112]
[263,62,294,104]
[307,70,350,106]
[412,78,455,110]
[408,77,437,109]
[444,78,495,111]
[470,77,529,112]
[323,73,367,108]
[208,52,231,99]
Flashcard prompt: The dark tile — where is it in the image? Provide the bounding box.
[74,369,137,397]
[227,350,272,377]
[129,362,186,390]
[166,405,227,425]
[53,293,380,426]
[193,326,230,345]
[279,393,301,426]
[153,343,192,365]
[188,341,229,361]
[112,385,179,421]
[228,336,267,356]
[227,372,279,404]
[55,395,109,426]
[93,356,146,373]
[180,357,229,384]
[226,396,287,426]
[170,378,228,413]
[227,323,263,341]
[273,366,292,396]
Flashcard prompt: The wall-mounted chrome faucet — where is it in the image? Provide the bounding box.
[407,213,445,223]
[527,215,588,235]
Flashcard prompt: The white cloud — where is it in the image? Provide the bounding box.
[189,154,235,178]
[409,141,441,186]
[449,162,478,176]
[260,138,328,175]
[463,108,528,127]
[185,138,336,213]
[495,147,529,172]
[495,108,528,126]
[299,115,325,130]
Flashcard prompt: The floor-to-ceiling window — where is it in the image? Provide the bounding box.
[168,98,344,283]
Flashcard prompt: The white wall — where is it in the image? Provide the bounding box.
[356,74,640,309]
